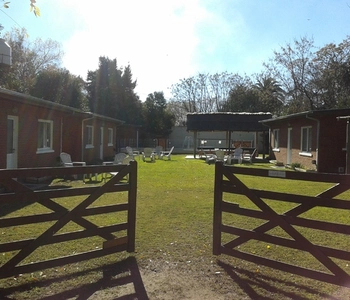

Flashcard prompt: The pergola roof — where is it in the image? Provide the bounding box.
[186,112,272,132]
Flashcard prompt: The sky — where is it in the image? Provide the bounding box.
[1,0,350,101]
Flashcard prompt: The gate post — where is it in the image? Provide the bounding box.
[213,161,223,255]
[127,160,137,252]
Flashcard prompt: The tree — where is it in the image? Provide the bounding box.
[119,64,143,124]
[143,92,175,137]
[311,37,350,109]
[253,75,285,115]
[223,81,262,113]
[30,67,89,111]
[0,28,63,93]
[264,36,316,113]
[166,100,188,126]
[169,72,238,123]
[86,56,143,124]
[86,57,121,117]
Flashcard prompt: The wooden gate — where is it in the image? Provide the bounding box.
[213,162,350,286]
[0,161,137,279]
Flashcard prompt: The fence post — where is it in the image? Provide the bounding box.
[127,160,137,252]
[213,161,223,255]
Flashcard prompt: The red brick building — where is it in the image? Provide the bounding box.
[1,88,124,169]
[261,109,350,173]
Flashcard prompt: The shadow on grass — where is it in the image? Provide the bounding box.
[0,256,148,300]
[217,260,338,300]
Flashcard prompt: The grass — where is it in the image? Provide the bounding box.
[1,155,350,299]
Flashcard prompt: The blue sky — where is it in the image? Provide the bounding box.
[1,0,350,100]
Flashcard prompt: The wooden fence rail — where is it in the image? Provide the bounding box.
[0,161,137,279]
[213,162,350,286]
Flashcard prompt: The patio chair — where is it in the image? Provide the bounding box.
[229,147,243,164]
[154,146,163,159]
[103,153,128,181]
[242,148,257,163]
[60,152,86,180]
[126,146,139,160]
[215,150,226,161]
[60,152,86,167]
[142,148,155,162]
[206,150,225,164]
[160,146,174,160]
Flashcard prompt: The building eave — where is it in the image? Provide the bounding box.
[0,88,124,125]
[260,108,350,126]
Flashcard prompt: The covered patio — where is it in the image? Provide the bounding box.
[186,112,272,159]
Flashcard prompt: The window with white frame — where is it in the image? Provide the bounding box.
[301,126,312,152]
[37,119,53,152]
[86,125,94,148]
[272,129,279,151]
[108,128,113,146]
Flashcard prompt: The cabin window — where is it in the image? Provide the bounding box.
[37,119,53,153]
[272,129,279,151]
[85,125,94,148]
[301,126,312,153]
[108,128,113,146]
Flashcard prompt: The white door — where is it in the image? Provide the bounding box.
[287,128,292,165]
[99,127,104,160]
[7,115,18,169]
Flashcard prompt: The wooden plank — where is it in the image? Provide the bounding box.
[221,247,350,286]
[0,245,128,279]
[213,162,224,255]
[127,161,137,253]
[0,223,128,252]
[222,203,350,235]
[223,165,350,184]
[222,224,350,261]
[0,184,129,206]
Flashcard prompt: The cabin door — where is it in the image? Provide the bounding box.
[7,115,18,169]
[287,127,292,165]
[99,127,104,160]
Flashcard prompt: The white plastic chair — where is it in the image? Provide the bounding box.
[60,152,86,180]
[103,153,128,181]
[215,150,226,162]
[142,148,155,162]
[231,147,243,164]
[242,148,257,163]
[60,152,86,167]
[160,146,174,160]
[154,146,163,159]
[126,146,139,160]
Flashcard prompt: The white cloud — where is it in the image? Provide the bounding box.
[58,0,208,100]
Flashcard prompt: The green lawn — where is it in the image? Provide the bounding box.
[1,155,349,299]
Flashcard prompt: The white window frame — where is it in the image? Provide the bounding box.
[108,128,113,146]
[85,125,94,149]
[300,126,312,156]
[37,119,54,154]
[272,129,280,152]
